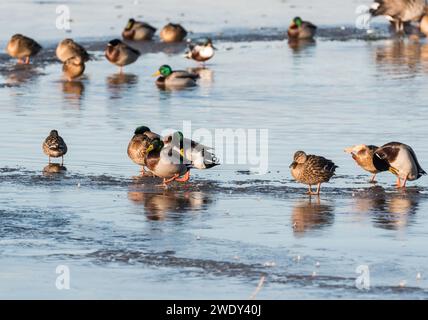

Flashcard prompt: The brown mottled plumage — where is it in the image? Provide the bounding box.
[63,56,85,81]
[345,144,381,182]
[105,39,140,73]
[290,151,337,195]
[56,39,90,62]
[122,18,157,41]
[42,130,68,165]
[6,34,42,64]
[160,23,187,42]
[127,126,160,175]
[287,17,317,40]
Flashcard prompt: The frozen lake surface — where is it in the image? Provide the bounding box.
[0,0,428,299]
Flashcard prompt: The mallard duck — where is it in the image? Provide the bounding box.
[185,38,216,63]
[152,65,199,88]
[42,130,68,165]
[56,39,90,62]
[145,131,219,186]
[287,17,317,40]
[6,34,42,64]
[369,0,426,33]
[160,23,187,42]
[164,131,219,170]
[105,39,140,73]
[420,10,428,36]
[373,142,426,188]
[290,151,337,195]
[62,56,85,81]
[127,126,161,175]
[122,18,157,41]
[345,144,382,182]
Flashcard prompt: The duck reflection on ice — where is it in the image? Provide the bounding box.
[288,39,316,54]
[43,163,67,176]
[352,186,420,230]
[128,189,212,221]
[187,67,214,83]
[1,64,41,86]
[291,198,334,235]
[106,73,138,99]
[62,80,85,104]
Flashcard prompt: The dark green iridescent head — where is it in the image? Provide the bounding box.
[134,126,151,135]
[293,17,303,27]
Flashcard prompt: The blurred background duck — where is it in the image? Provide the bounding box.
[56,39,90,63]
[369,0,426,34]
[62,56,85,81]
[105,39,140,73]
[345,144,382,182]
[6,34,42,64]
[160,23,187,42]
[373,142,426,188]
[152,65,199,88]
[185,38,216,64]
[42,130,68,165]
[287,17,317,40]
[127,126,160,175]
[122,18,157,41]
[290,151,337,195]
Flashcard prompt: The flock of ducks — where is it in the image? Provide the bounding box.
[8,0,428,194]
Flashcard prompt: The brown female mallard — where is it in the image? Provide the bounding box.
[345,144,381,183]
[290,151,337,195]
[105,39,140,73]
[56,39,90,63]
[287,17,317,40]
[373,142,426,188]
[6,34,42,64]
[63,56,85,81]
[127,126,160,175]
[122,18,157,41]
[160,23,187,42]
[42,130,68,165]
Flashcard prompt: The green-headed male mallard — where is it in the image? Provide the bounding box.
[63,56,85,81]
[6,34,42,64]
[122,18,157,41]
[370,0,426,34]
[373,142,426,188]
[185,38,216,63]
[56,39,90,63]
[152,65,199,88]
[42,130,68,165]
[345,144,382,183]
[290,151,337,195]
[287,17,317,40]
[145,131,219,187]
[105,39,140,73]
[127,126,161,175]
[160,23,187,42]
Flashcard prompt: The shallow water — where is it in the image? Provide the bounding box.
[1,0,428,299]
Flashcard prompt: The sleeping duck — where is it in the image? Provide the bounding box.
[122,18,157,41]
[373,142,426,188]
[160,23,187,42]
[127,126,161,175]
[6,34,42,64]
[105,39,140,73]
[56,39,90,62]
[152,65,199,88]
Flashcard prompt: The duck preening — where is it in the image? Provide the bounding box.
[6,34,42,64]
[127,126,161,175]
[42,130,68,165]
[290,151,337,195]
[373,142,426,188]
[287,17,317,40]
[143,131,219,187]
[62,56,85,81]
[345,144,381,183]
[185,38,216,63]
